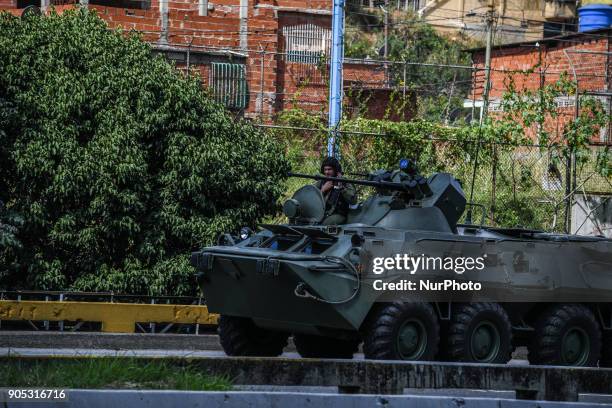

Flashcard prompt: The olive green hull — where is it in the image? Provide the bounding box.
[193,246,371,335]
[193,226,612,336]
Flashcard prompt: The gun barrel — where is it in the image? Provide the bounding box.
[288,172,406,190]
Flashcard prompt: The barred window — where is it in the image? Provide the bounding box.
[209,63,248,110]
[282,24,331,64]
[16,0,37,8]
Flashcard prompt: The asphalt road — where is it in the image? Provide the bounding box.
[0,330,529,361]
[0,346,530,365]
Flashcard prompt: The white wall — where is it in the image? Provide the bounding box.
[572,194,612,237]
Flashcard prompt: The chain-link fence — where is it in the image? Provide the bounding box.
[268,123,611,234]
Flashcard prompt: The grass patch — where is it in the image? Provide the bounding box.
[0,358,232,391]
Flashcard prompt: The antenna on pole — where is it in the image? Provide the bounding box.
[327,0,345,158]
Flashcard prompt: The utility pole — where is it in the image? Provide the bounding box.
[383,0,389,60]
[480,0,496,124]
[537,42,544,140]
[327,0,345,158]
[383,0,389,86]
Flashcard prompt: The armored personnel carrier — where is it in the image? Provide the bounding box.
[191,161,612,366]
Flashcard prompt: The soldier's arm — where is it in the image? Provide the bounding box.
[341,183,357,205]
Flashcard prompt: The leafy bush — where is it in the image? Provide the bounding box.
[344,11,476,122]
[272,102,611,232]
[0,10,289,294]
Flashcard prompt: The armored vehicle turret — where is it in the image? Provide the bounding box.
[191,162,612,366]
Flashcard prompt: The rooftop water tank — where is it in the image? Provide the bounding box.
[578,4,612,32]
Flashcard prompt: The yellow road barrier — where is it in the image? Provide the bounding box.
[0,300,219,333]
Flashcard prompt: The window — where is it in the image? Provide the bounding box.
[283,24,331,64]
[89,0,151,10]
[16,0,38,8]
[598,97,610,144]
[543,21,575,38]
[359,0,425,11]
[209,63,248,110]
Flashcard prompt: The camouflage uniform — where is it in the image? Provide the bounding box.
[314,180,357,225]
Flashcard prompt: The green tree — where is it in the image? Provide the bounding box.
[0,10,289,295]
[344,11,477,122]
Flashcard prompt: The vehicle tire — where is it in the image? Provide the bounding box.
[362,301,439,361]
[293,334,360,359]
[528,304,601,367]
[218,315,288,357]
[446,302,512,363]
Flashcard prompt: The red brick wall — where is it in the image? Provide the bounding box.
[0,0,16,8]
[471,32,611,143]
[472,35,610,100]
[2,0,396,121]
[274,12,388,117]
[346,88,416,121]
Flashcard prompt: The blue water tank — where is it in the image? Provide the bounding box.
[578,4,612,32]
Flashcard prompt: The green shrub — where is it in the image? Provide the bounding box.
[0,10,289,295]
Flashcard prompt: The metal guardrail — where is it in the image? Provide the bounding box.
[0,290,204,304]
[0,300,219,333]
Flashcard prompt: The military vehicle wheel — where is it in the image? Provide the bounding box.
[528,304,601,366]
[293,334,360,359]
[363,301,439,361]
[218,315,288,356]
[446,303,512,363]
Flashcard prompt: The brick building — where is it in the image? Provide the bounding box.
[358,0,578,45]
[467,28,611,144]
[1,0,402,120]
[467,29,612,237]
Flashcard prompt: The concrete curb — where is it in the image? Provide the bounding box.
[5,390,612,408]
[3,354,611,400]
[0,331,299,351]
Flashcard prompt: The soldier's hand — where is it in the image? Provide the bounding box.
[321,181,334,193]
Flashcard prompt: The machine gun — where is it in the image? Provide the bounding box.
[287,171,433,200]
[286,163,466,229]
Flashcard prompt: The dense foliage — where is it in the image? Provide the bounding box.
[0,10,289,294]
[344,10,475,122]
[275,73,611,231]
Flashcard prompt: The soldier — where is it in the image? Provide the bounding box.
[315,157,357,225]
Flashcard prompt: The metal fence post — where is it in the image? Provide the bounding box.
[150,299,155,333]
[491,142,497,225]
[59,293,64,331]
[403,60,407,98]
[186,37,193,76]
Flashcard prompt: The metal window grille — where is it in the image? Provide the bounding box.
[554,96,576,108]
[487,99,503,112]
[362,0,424,10]
[209,63,248,110]
[283,24,331,64]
